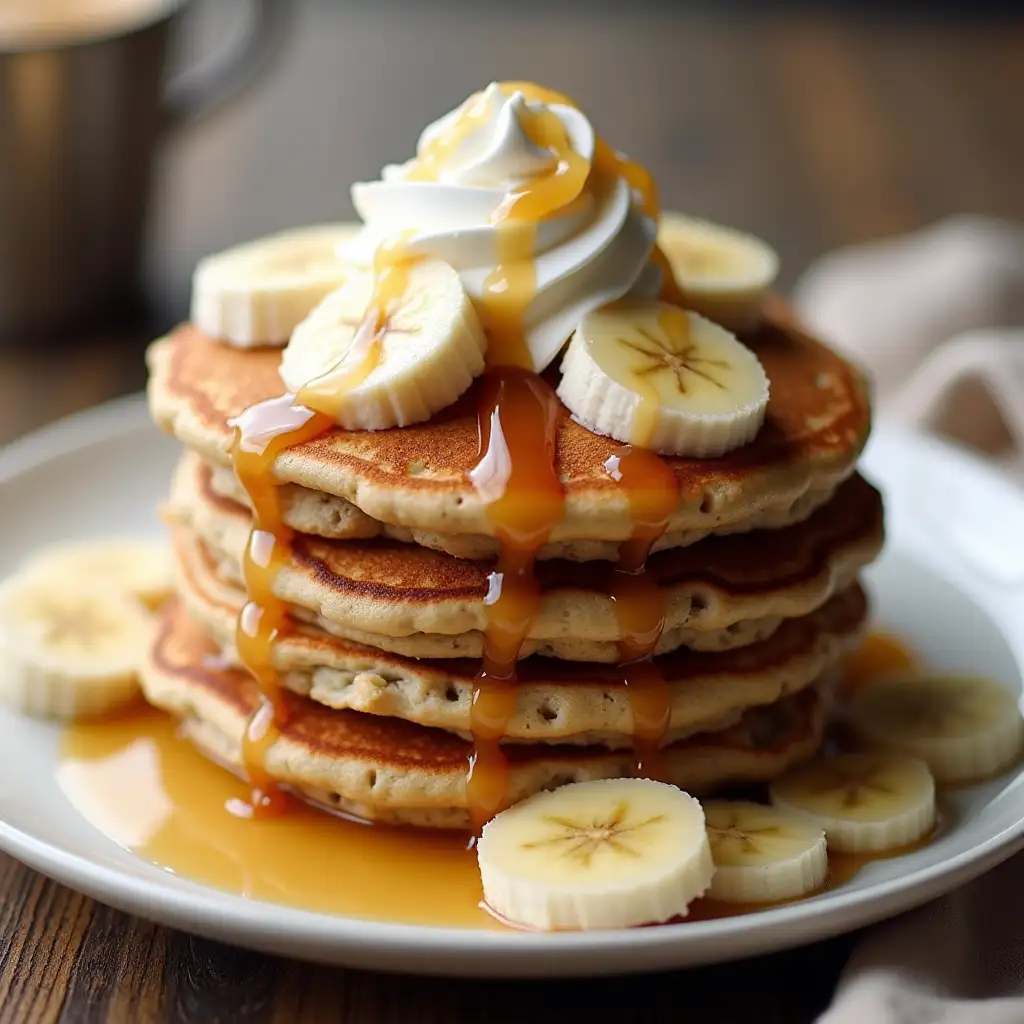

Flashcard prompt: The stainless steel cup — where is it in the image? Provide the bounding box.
[0,0,291,340]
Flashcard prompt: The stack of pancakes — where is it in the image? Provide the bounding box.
[144,305,881,829]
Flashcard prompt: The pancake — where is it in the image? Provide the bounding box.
[173,519,867,745]
[146,301,870,545]
[168,451,884,660]
[142,602,828,830]
[204,459,836,561]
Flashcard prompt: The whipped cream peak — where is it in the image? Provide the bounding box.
[441,89,557,188]
[388,83,596,194]
[341,82,657,371]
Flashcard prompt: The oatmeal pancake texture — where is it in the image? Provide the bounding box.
[146,301,870,547]
[142,602,829,830]
[167,449,884,661]
[171,520,866,746]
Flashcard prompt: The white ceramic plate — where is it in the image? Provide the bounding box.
[1,395,1023,978]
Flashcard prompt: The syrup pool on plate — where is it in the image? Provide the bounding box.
[44,80,991,931]
[56,630,943,930]
[59,704,500,929]
[841,632,917,689]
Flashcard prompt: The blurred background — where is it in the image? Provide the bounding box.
[1,0,1023,443]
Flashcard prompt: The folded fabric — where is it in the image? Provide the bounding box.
[793,216,1024,1023]
[817,851,1024,1023]
[890,327,1024,480]
[795,216,1024,462]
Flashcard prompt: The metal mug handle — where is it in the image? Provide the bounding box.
[888,329,1024,465]
[162,0,295,130]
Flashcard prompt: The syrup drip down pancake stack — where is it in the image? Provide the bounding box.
[144,82,881,832]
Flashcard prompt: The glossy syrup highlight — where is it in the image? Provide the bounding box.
[57,627,942,933]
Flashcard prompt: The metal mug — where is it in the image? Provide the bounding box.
[0,0,291,340]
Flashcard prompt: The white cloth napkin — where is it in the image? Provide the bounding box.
[794,215,1024,472]
[816,851,1024,1022]
[792,217,1024,1023]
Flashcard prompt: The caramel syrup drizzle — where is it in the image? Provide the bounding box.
[226,80,688,829]
[603,310,704,779]
[228,240,414,817]
[229,397,330,817]
[466,368,563,829]
[604,446,680,780]
[434,83,684,824]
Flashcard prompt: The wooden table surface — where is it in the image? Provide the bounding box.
[1,3,1023,1021]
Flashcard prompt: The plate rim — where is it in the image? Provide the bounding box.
[2,394,1024,977]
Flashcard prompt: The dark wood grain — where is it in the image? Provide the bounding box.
[161,935,280,1024]
[0,860,92,1022]
[1,4,1023,1021]
[59,909,166,1024]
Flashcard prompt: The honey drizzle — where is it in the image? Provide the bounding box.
[598,303,686,778]
[57,679,945,931]
[605,446,681,779]
[228,239,416,817]
[297,234,416,416]
[224,80,690,831]
[603,182,687,776]
[466,368,564,829]
[458,83,674,826]
[455,85,593,828]
[229,397,330,817]
[652,245,686,306]
[447,82,686,826]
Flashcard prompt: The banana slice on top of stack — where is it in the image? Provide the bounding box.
[192,223,363,348]
[657,213,779,333]
[280,258,487,431]
[557,299,769,457]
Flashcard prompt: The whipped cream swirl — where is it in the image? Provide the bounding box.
[341,83,658,372]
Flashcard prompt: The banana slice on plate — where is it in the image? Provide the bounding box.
[770,752,935,854]
[191,223,363,348]
[20,537,173,611]
[0,572,154,720]
[845,673,1023,784]
[703,800,827,904]
[280,258,487,430]
[657,213,779,333]
[557,299,769,456]
[476,778,714,931]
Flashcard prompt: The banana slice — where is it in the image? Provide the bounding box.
[20,538,173,611]
[845,673,1023,784]
[0,572,153,720]
[657,213,779,332]
[476,778,714,931]
[703,800,827,904]
[770,753,935,854]
[191,223,363,348]
[557,299,769,456]
[280,258,487,430]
